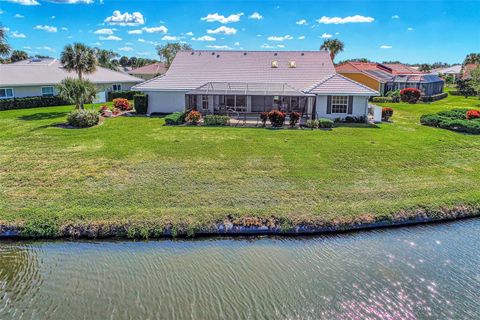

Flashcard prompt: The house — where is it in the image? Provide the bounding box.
[432,65,462,81]
[128,62,168,80]
[462,63,479,79]
[336,61,444,97]
[0,58,144,100]
[133,50,378,120]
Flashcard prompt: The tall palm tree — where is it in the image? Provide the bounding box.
[320,39,344,62]
[0,26,11,58]
[94,48,119,70]
[60,43,97,80]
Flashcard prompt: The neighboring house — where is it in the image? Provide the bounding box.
[128,62,168,80]
[336,61,444,97]
[462,63,479,80]
[432,65,462,80]
[0,58,144,100]
[133,50,378,120]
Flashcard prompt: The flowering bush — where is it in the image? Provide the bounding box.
[67,109,100,128]
[186,110,201,124]
[400,88,421,104]
[260,112,268,127]
[466,109,480,120]
[268,109,286,127]
[289,112,301,127]
[382,107,394,121]
[112,98,132,111]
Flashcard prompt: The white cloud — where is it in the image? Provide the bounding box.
[162,35,180,41]
[207,26,237,35]
[99,35,122,41]
[234,41,240,46]
[11,31,26,38]
[48,0,94,3]
[248,12,263,20]
[142,26,168,33]
[298,35,305,40]
[23,46,31,49]
[92,42,102,46]
[192,35,215,41]
[118,46,133,51]
[136,51,152,56]
[321,33,332,39]
[7,0,39,5]
[407,27,414,31]
[137,38,158,45]
[317,15,374,24]
[51,15,56,19]
[94,28,114,35]
[392,14,400,19]
[261,43,274,49]
[128,29,142,34]
[185,31,194,36]
[206,45,232,50]
[35,46,55,52]
[277,44,285,48]
[380,45,392,49]
[60,27,68,31]
[296,19,307,25]
[267,35,293,41]
[34,25,57,32]
[14,13,24,18]
[105,10,145,26]
[201,12,243,23]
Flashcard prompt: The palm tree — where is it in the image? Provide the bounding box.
[60,43,97,80]
[57,78,97,109]
[10,50,29,63]
[320,39,344,62]
[94,48,119,70]
[0,26,11,58]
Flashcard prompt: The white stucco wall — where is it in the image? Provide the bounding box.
[144,91,187,114]
[315,95,369,119]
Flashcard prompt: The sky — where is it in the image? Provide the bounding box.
[0,0,479,64]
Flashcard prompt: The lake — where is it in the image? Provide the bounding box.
[1,218,479,319]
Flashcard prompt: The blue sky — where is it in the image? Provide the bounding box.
[0,0,479,63]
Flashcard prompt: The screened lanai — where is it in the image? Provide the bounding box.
[185,82,315,115]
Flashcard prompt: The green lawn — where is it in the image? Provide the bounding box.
[1,95,480,237]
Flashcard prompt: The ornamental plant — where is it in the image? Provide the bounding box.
[466,109,480,120]
[112,98,132,111]
[186,110,201,124]
[99,105,112,117]
[382,107,394,121]
[268,109,286,127]
[67,109,100,128]
[289,112,301,127]
[400,88,421,104]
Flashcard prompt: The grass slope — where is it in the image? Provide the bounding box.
[1,95,480,237]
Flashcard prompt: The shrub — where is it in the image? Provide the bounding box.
[268,109,286,127]
[371,96,393,103]
[420,114,442,126]
[186,110,201,124]
[318,118,334,128]
[204,115,230,126]
[421,92,448,102]
[344,116,366,123]
[0,96,68,111]
[289,112,301,127]
[386,90,401,102]
[400,88,421,104]
[466,110,480,120]
[67,109,100,128]
[306,119,318,128]
[134,94,148,114]
[112,98,132,111]
[260,112,268,127]
[107,90,141,101]
[448,90,461,96]
[382,107,394,121]
[437,109,469,120]
[164,112,185,125]
[456,79,476,98]
[99,105,112,117]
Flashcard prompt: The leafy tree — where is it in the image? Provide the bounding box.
[456,79,476,98]
[320,39,344,62]
[34,54,53,59]
[57,78,97,109]
[337,58,371,65]
[382,60,402,64]
[419,64,431,72]
[10,50,28,63]
[60,43,97,80]
[470,65,480,98]
[0,25,11,57]
[119,56,129,67]
[463,53,480,65]
[128,56,137,67]
[94,48,119,70]
[156,42,192,68]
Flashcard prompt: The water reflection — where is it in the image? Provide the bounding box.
[1,219,479,319]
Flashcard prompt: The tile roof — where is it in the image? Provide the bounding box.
[129,62,167,75]
[462,63,479,79]
[0,59,144,86]
[433,65,462,74]
[382,63,422,75]
[307,74,379,95]
[133,50,337,92]
[336,62,394,82]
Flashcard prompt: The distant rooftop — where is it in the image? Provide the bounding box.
[129,62,167,75]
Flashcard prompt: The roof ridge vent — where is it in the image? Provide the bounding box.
[271,60,278,68]
[288,61,296,68]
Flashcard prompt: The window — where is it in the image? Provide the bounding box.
[201,95,209,110]
[41,86,54,97]
[0,88,14,99]
[112,84,122,91]
[186,95,197,108]
[331,96,349,113]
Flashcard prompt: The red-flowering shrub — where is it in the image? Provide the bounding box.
[112,98,132,111]
[466,109,480,120]
[99,105,112,117]
[268,109,286,127]
[186,110,201,124]
[382,107,394,121]
[260,112,268,127]
[289,112,301,127]
[400,88,421,104]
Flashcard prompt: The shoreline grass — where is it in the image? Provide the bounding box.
[1,95,480,238]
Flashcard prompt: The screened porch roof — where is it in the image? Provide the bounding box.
[186,82,314,96]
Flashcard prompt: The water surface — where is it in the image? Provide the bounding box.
[1,219,479,319]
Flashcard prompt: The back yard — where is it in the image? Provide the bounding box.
[1,94,479,237]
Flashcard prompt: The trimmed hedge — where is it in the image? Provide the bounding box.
[0,96,68,111]
[164,112,185,125]
[421,92,448,102]
[107,90,141,101]
[448,90,461,96]
[371,96,394,103]
[420,108,480,134]
[318,118,334,128]
[134,94,148,114]
[204,115,230,126]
